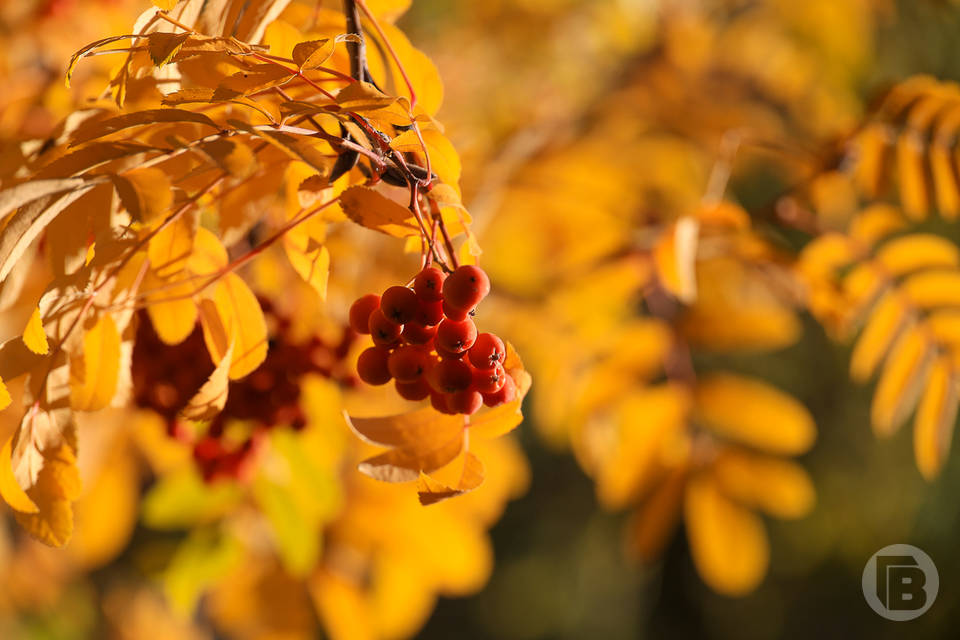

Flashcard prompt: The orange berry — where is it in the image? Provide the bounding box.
[368,309,402,346]
[396,378,431,401]
[448,390,483,415]
[380,286,419,324]
[388,345,429,382]
[482,374,516,407]
[349,294,380,334]
[402,321,437,345]
[472,362,506,394]
[429,358,473,393]
[442,265,490,312]
[468,333,505,369]
[436,318,478,354]
[414,266,446,302]
[357,346,392,385]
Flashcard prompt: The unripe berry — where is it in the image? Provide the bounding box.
[448,389,483,415]
[429,358,473,393]
[380,286,419,324]
[416,299,445,326]
[468,333,506,369]
[442,299,469,321]
[357,346,392,385]
[388,345,429,382]
[473,363,506,394]
[482,373,516,407]
[414,266,446,302]
[402,322,437,345]
[396,378,431,401]
[349,294,380,334]
[442,265,490,312]
[436,318,478,354]
[368,309,402,346]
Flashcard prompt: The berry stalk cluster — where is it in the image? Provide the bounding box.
[351,265,516,415]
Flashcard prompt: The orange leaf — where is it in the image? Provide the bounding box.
[417,451,484,505]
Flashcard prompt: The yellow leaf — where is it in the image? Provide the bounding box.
[335,81,397,112]
[903,269,960,308]
[684,473,769,596]
[626,467,686,561]
[145,275,198,346]
[417,451,484,505]
[872,328,931,437]
[23,307,49,355]
[181,342,233,421]
[849,292,905,383]
[201,273,268,380]
[0,436,38,513]
[0,376,9,411]
[593,383,689,509]
[712,450,815,519]
[339,185,419,237]
[116,168,173,223]
[148,211,197,279]
[70,314,122,412]
[147,32,191,67]
[913,355,958,480]
[391,129,461,186]
[284,215,330,299]
[875,234,959,276]
[151,0,180,9]
[13,435,82,548]
[694,373,816,455]
[292,39,335,70]
[653,217,699,303]
[349,407,466,482]
[896,132,929,219]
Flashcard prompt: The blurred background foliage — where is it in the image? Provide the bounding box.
[3,0,960,638]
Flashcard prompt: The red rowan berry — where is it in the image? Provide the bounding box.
[416,299,445,326]
[429,358,473,393]
[468,333,506,369]
[430,391,455,414]
[388,345,429,382]
[380,286,419,324]
[448,389,483,415]
[357,346,392,385]
[482,373,516,407]
[402,321,437,345]
[396,378,431,401]
[349,294,380,334]
[368,309,402,346]
[442,299,469,321]
[414,266,446,302]
[473,363,506,395]
[436,318,478,354]
[436,343,465,360]
[442,265,490,312]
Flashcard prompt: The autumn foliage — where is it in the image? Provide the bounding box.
[3,0,960,638]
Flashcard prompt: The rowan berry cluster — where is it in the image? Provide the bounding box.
[132,302,358,482]
[350,265,517,415]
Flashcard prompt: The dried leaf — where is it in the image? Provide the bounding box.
[148,32,192,67]
[339,185,418,237]
[0,179,95,282]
